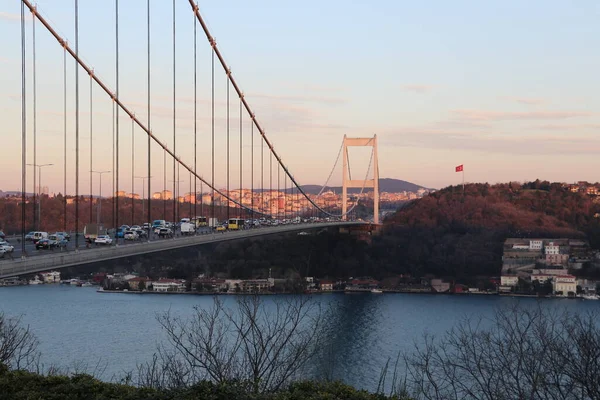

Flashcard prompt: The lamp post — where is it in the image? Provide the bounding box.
[91,170,110,225]
[26,163,53,230]
[135,175,152,223]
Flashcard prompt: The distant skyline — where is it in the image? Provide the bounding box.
[2,0,600,196]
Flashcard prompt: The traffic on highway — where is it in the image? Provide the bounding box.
[0,216,349,261]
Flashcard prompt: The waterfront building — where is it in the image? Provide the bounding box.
[40,271,61,283]
[152,279,186,292]
[500,275,518,287]
[319,280,334,291]
[127,277,152,290]
[553,275,576,296]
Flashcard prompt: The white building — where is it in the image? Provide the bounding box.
[529,240,543,250]
[500,275,519,287]
[553,275,576,296]
[153,279,186,292]
[40,271,61,283]
[545,242,560,255]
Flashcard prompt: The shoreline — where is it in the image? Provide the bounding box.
[95,288,581,299]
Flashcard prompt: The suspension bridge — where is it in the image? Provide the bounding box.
[2,0,381,277]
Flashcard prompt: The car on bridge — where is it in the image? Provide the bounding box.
[124,230,139,241]
[94,235,113,245]
[0,241,14,253]
[54,231,71,241]
[135,228,147,238]
[25,232,35,241]
[48,234,68,249]
[35,238,58,250]
[158,228,173,238]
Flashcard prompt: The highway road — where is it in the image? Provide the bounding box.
[0,222,365,279]
[2,227,215,260]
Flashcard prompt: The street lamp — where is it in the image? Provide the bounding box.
[91,170,110,225]
[135,176,153,223]
[26,163,53,230]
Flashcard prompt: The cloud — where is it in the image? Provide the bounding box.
[248,93,347,105]
[535,123,600,131]
[402,84,435,93]
[451,109,594,121]
[0,11,32,22]
[380,126,600,155]
[506,97,546,105]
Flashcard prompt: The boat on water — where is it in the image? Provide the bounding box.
[582,294,598,300]
[29,277,43,285]
[371,288,383,294]
[80,282,93,287]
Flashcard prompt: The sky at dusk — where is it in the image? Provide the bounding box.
[1,0,600,196]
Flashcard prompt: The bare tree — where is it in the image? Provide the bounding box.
[138,295,327,393]
[403,304,600,400]
[0,312,39,371]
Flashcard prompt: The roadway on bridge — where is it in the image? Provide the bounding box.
[0,222,364,279]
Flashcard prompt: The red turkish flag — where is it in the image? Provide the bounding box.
[455,164,463,172]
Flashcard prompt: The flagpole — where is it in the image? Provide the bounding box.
[462,168,464,195]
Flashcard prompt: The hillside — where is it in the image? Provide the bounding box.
[380,180,600,280]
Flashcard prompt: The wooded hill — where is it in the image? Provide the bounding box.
[381,180,600,281]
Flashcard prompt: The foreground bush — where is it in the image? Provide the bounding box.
[404,304,600,400]
[0,367,410,400]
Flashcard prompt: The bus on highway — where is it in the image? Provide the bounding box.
[227,218,245,230]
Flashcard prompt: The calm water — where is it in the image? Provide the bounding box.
[0,285,596,391]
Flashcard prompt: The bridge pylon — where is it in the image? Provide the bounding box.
[341,135,379,224]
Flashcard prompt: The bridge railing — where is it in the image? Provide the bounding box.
[0,222,363,279]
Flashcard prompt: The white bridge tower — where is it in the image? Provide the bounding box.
[341,135,380,224]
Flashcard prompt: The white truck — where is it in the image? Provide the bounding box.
[208,218,219,228]
[180,222,195,235]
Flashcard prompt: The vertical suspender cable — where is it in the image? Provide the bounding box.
[131,118,134,225]
[261,131,263,217]
[63,46,67,231]
[226,76,229,220]
[239,99,242,219]
[89,75,93,224]
[75,0,80,249]
[115,0,120,234]
[112,101,115,229]
[277,163,280,219]
[163,150,166,219]
[21,0,27,253]
[172,0,176,224]
[269,152,272,217]
[32,13,37,230]
[251,121,254,220]
[193,7,197,221]
[284,173,287,219]
[147,0,151,231]
[211,47,214,221]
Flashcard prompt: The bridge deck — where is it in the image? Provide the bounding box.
[0,222,363,279]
